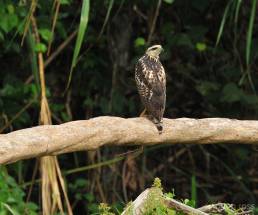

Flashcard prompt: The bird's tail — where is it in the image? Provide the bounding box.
[153,118,163,134]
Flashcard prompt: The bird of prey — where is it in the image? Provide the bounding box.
[135,44,166,133]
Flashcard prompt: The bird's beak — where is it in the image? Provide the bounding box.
[160,47,164,52]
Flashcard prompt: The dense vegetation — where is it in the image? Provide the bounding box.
[0,0,258,214]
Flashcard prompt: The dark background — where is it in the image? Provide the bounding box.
[0,0,258,213]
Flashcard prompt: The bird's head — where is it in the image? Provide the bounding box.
[145,45,163,58]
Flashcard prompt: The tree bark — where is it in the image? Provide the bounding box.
[1,116,258,164]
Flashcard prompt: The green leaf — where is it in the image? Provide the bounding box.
[184,199,196,208]
[234,0,242,24]
[0,17,9,32]
[196,81,220,96]
[1,203,19,215]
[66,0,90,91]
[84,193,94,202]
[7,4,14,14]
[60,0,71,5]
[223,204,235,215]
[191,175,197,208]
[75,193,82,200]
[196,42,206,52]
[216,0,233,46]
[242,94,258,106]
[163,0,175,4]
[38,29,52,42]
[97,0,114,39]
[83,97,94,108]
[171,33,193,48]
[164,191,175,199]
[75,178,89,187]
[134,37,145,47]
[34,43,47,53]
[0,14,18,33]
[167,208,176,215]
[246,0,257,65]
[0,31,4,41]
[221,83,243,103]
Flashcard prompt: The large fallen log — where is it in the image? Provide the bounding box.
[1,116,258,164]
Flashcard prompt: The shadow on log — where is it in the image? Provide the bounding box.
[1,116,258,164]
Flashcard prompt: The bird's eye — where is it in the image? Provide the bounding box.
[150,47,157,51]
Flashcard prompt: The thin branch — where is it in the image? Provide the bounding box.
[25,29,78,84]
[164,197,208,215]
[147,0,162,45]
[47,0,61,55]
[0,98,36,133]
[1,117,258,165]
[45,29,78,68]
[21,150,142,188]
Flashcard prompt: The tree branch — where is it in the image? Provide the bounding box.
[1,116,258,164]
[121,187,252,215]
[121,187,208,215]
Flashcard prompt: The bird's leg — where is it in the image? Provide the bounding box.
[140,108,147,117]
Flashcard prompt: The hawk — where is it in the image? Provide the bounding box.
[135,44,166,133]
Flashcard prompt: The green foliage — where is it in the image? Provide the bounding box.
[98,203,115,215]
[134,37,145,47]
[215,0,233,46]
[0,0,258,214]
[34,42,47,53]
[0,3,18,34]
[0,167,38,215]
[38,29,52,42]
[163,0,175,4]
[246,0,257,66]
[68,178,98,213]
[152,177,163,190]
[143,187,172,215]
[195,42,206,52]
[190,175,196,208]
[66,0,90,91]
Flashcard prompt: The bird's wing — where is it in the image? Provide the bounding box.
[135,59,166,122]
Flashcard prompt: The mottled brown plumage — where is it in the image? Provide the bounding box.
[135,45,166,133]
